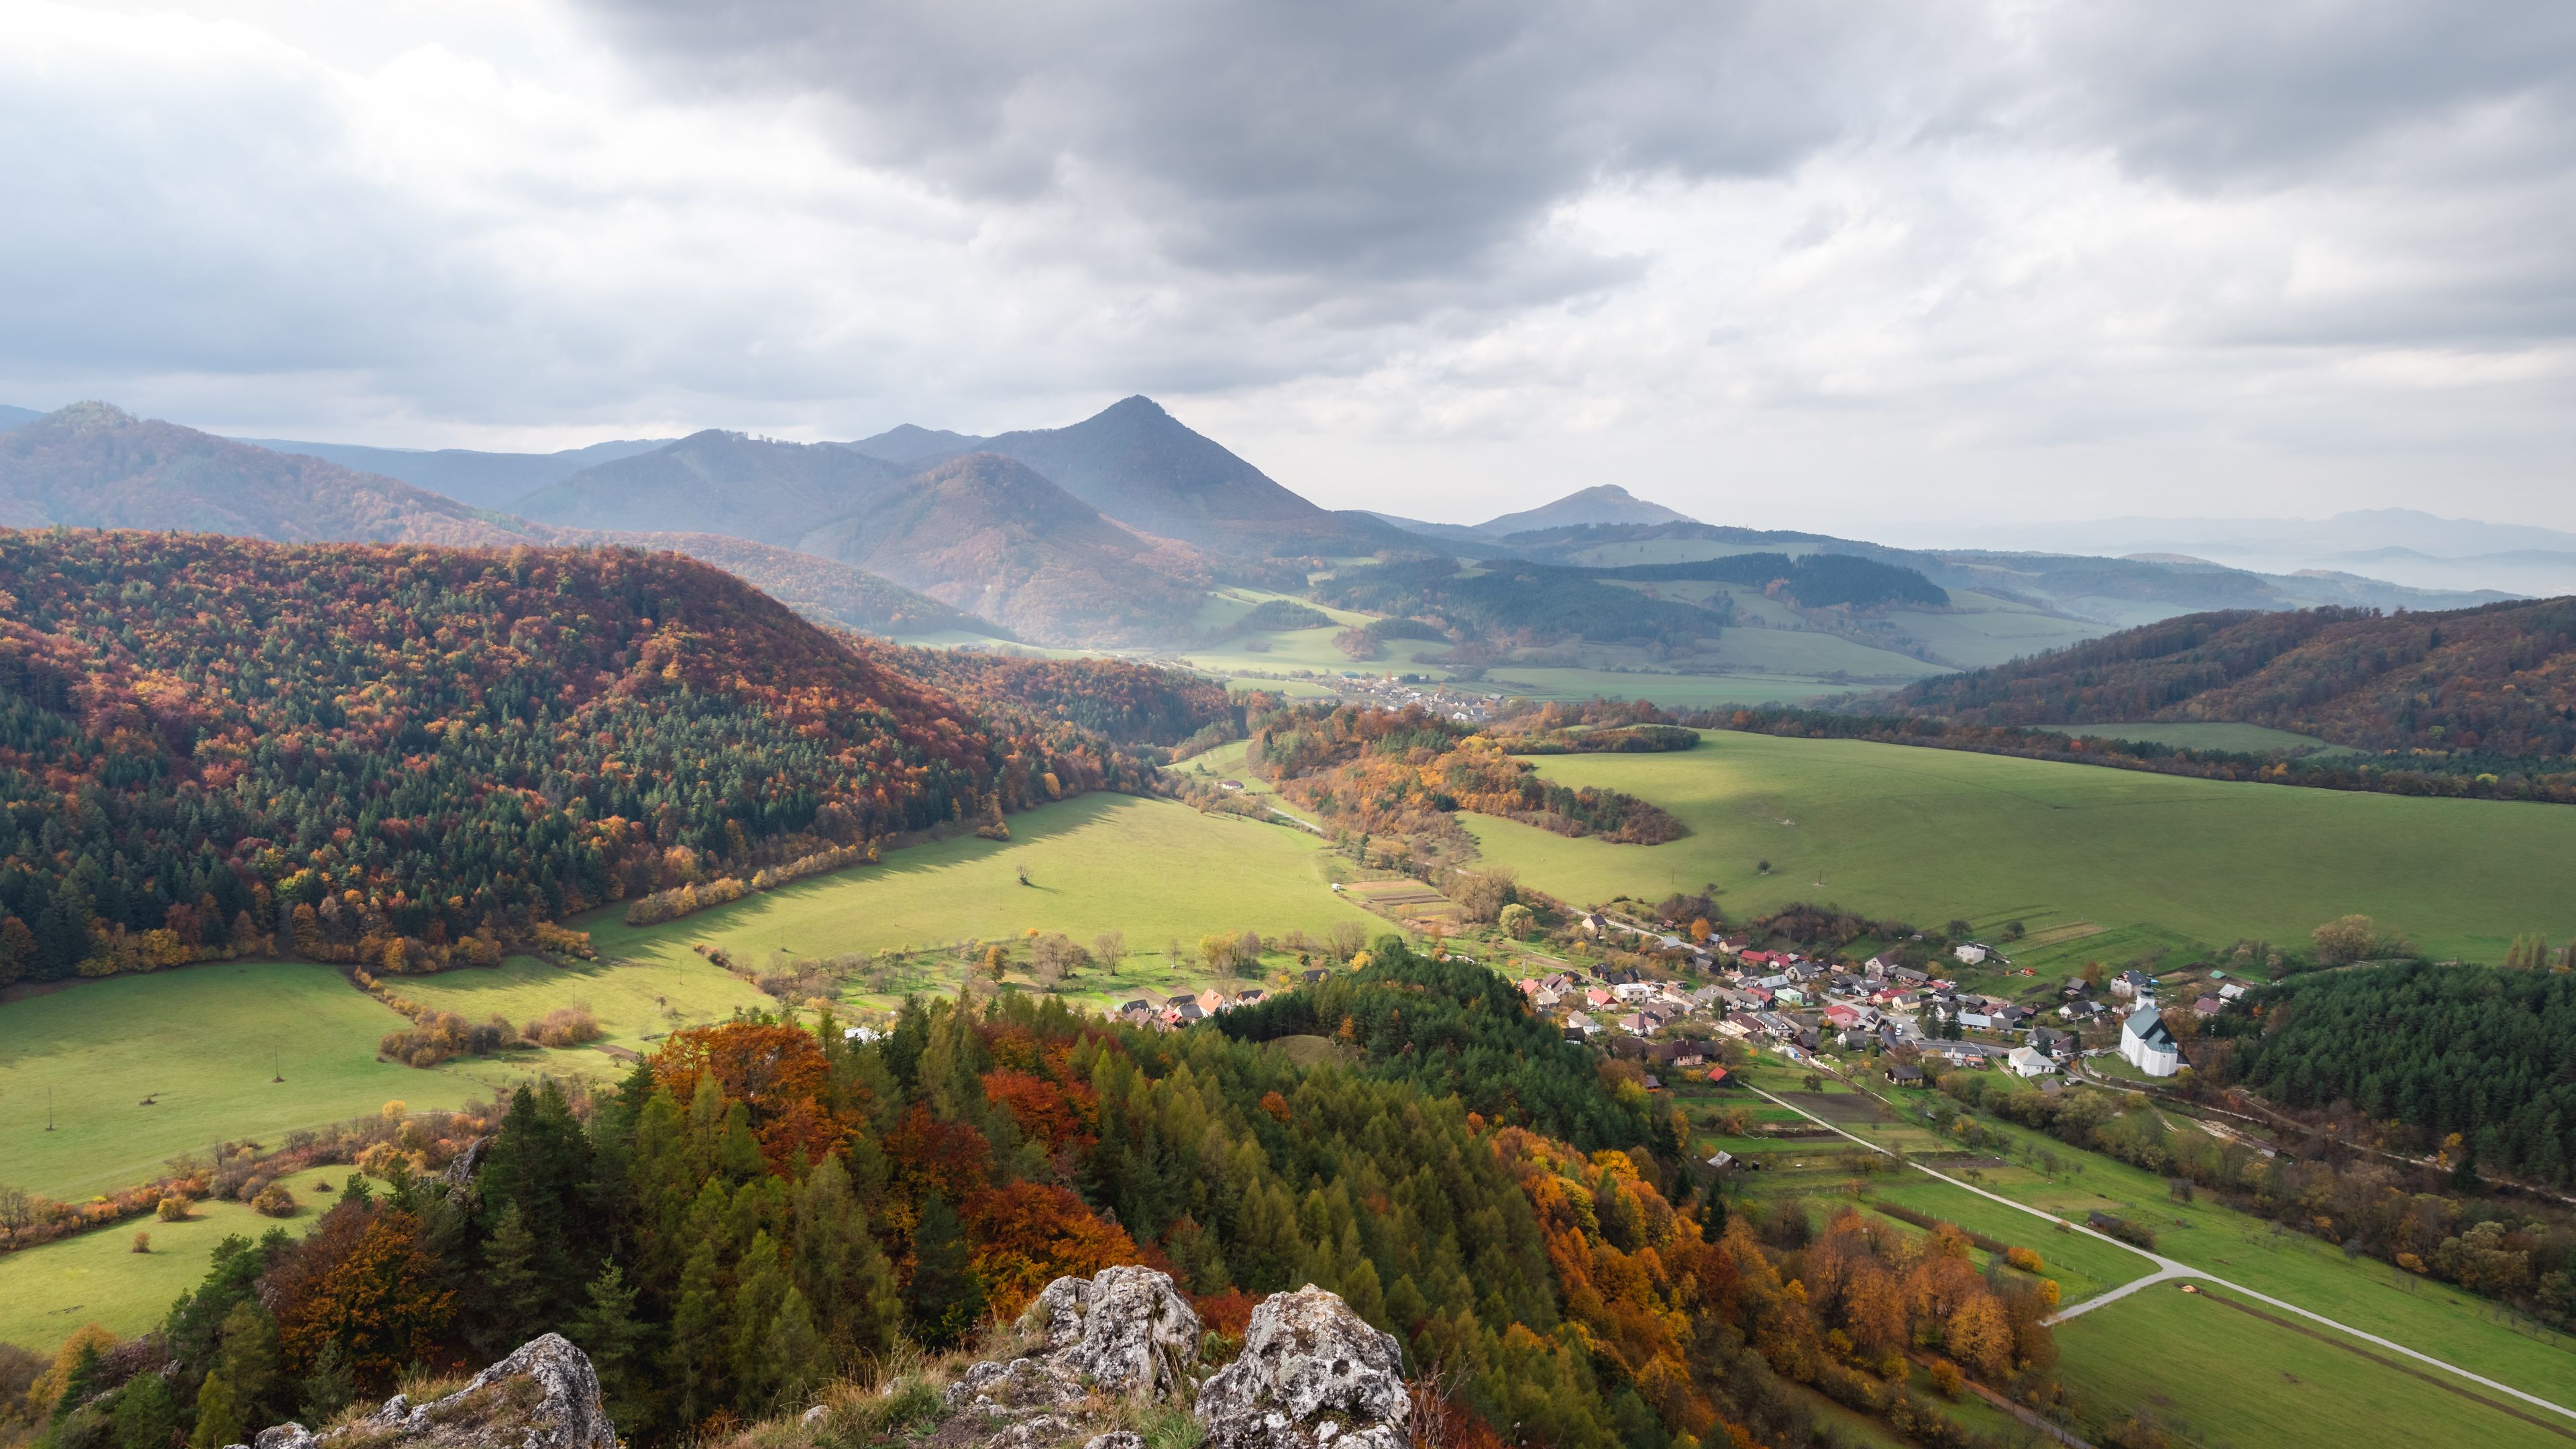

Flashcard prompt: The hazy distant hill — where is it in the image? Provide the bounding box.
[0,402,529,545]
[798,451,1212,642]
[0,403,42,431]
[558,531,1014,642]
[1892,597,2576,757]
[844,422,990,466]
[513,429,909,542]
[236,435,671,509]
[852,396,1407,558]
[1479,484,1693,536]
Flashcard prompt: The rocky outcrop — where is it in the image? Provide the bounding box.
[942,1266,1203,1432]
[237,1334,616,1449]
[1193,1287,1408,1449]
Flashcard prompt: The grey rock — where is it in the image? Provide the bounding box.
[1060,1266,1201,1399]
[1194,1287,1407,1449]
[1081,1436,1144,1449]
[231,1336,616,1449]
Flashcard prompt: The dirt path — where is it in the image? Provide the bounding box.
[1743,1082,2576,1426]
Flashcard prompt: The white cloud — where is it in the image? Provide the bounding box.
[0,0,2569,531]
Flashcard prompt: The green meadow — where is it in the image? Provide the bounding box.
[550,793,1386,1013]
[0,1175,378,1354]
[1466,729,2576,961]
[2053,1284,2573,1449]
[0,965,489,1203]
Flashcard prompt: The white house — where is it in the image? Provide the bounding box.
[2120,1004,2181,1077]
[2006,1045,2057,1077]
[1953,943,1990,966]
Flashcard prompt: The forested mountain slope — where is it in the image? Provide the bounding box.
[0,403,526,546]
[796,451,1214,642]
[0,533,1161,985]
[1892,597,2576,756]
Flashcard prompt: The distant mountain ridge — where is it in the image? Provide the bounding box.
[1477,484,1694,535]
[513,429,910,543]
[0,404,1010,644]
[233,434,672,509]
[0,402,526,546]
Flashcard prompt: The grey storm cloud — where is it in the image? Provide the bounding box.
[572,0,1992,296]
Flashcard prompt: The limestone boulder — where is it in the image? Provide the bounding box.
[1193,1287,1407,1449]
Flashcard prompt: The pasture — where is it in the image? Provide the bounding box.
[2052,1283,2574,1449]
[571,792,1387,1014]
[0,1174,373,1355]
[0,965,486,1203]
[1464,729,2576,961]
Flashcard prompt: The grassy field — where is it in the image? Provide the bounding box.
[2053,1283,2575,1449]
[0,1175,374,1354]
[1480,667,1845,708]
[390,952,776,1059]
[2033,721,2346,753]
[0,965,491,1202]
[561,793,1386,1016]
[1880,590,2109,670]
[1464,729,2576,961]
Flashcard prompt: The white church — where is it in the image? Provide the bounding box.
[2120,1003,2181,1077]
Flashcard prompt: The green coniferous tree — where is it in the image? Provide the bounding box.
[188,1374,243,1449]
[729,1232,792,1403]
[298,1341,354,1426]
[570,1261,646,1428]
[53,1340,106,1423]
[665,1241,727,1425]
[211,1301,280,1426]
[482,1202,547,1348]
[789,1155,902,1358]
[111,1374,180,1449]
[758,1287,828,1412]
[905,1193,984,1349]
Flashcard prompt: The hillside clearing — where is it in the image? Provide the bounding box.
[571,792,1386,1013]
[1464,729,2574,961]
[0,965,487,1202]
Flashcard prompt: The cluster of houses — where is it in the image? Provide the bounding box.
[1525,920,2255,1085]
[1118,985,1270,1029]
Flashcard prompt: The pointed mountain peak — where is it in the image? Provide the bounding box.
[1476,484,1696,537]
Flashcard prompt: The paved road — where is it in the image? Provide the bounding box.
[1742,1083,2576,1425]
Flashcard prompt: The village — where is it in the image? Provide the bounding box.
[1507,908,2242,1090]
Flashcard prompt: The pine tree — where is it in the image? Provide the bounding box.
[211,1299,280,1425]
[665,1240,727,1425]
[112,1371,180,1449]
[758,1287,828,1412]
[905,1193,984,1348]
[298,1340,354,1426]
[570,1261,646,1428]
[482,1202,546,1348]
[189,1373,242,1449]
[728,1232,792,1401]
[53,1340,105,1423]
[789,1155,901,1358]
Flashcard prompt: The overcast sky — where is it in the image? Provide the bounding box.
[5,0,2572,531]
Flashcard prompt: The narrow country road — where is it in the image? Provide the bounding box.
[1741,1083,2576,1426]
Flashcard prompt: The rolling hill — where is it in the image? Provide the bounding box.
[796,451,1212,641]
[511,428,908,541]
[0,531,1169,987]
[235,435,672,509]
[1891,596,2576,757]
[566,531,1014,641]
[0,402,531,546]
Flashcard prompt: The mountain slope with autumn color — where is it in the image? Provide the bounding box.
[0,532,1167,986]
